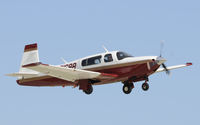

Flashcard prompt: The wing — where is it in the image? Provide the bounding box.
[155,63,192,73]
[22,62,118,82]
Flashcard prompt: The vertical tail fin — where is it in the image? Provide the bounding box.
[19,43,40,74]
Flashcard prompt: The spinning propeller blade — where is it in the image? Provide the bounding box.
[159,40,170,75]
[160,40,165,57]
[162,63,170,75]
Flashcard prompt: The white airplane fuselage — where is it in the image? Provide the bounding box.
[17,51,165,87]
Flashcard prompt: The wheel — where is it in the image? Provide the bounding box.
[123,84,132,94]
[83,85,93,95]
[142,83,149,91]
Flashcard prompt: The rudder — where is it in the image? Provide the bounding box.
[19,43,40,73]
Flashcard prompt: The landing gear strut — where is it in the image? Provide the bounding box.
[122,82,134,94]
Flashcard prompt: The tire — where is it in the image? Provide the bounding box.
[83,85,93,95]
[142,83,149,91]
[123,84,132,94]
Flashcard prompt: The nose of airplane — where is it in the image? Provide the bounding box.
[156,57,167,65]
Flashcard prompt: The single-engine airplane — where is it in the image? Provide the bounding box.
[6,43,192,94]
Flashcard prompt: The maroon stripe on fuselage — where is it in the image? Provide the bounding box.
[95,63,159,80]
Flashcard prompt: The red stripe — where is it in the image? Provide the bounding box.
[186,62,192,66]
[22,62,42,67]
[22,62,49,68]
[101,73,118,77]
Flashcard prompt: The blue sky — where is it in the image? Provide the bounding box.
[0,0,199,125]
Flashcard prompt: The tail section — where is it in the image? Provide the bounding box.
[6,43,41,79]
[19,43,40,74]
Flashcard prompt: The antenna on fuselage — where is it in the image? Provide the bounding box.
[60,57,68,64]
[102,45,109,53]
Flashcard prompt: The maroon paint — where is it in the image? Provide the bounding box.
[186,63,192,66]
[24,43,37,51]
[23,62,42,67]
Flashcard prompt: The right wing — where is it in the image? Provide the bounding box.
[155,63,192,73]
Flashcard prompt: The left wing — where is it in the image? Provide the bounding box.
[23,62,118,82]
[155,63,192,73]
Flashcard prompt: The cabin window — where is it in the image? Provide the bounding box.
[104,54,113,62]
[88,56,102,65]
[82,59,87,66]
[117,51,132,60]
[81,55,102,66]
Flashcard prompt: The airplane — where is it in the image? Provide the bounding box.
[6,43,192,95]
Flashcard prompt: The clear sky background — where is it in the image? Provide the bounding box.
[0,0,199,125]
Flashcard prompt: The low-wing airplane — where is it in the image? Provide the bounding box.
[6,43,192,95]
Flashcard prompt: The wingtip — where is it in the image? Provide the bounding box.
[186,62,193,66]
[5,73,12,76]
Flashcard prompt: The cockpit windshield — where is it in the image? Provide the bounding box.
[116,51,133,60]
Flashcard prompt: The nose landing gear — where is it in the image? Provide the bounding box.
[142,82,149,91]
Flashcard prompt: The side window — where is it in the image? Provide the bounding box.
[104,54,113,62]
[117,52,125,60]
[82,59,87,66]
[116,52,132,60]
[82,56,102,66]
[88,56,102,65]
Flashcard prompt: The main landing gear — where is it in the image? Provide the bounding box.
[83,84,93,95]
[122,80,150,94]
[122,82,134,94]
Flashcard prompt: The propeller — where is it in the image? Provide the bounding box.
[162,63,170,75]
[159,40,170,75]
[159,40,164,57]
